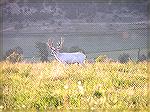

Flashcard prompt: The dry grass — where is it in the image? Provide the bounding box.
[0,60,149,111]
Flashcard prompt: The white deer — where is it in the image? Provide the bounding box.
[47,38,86,64]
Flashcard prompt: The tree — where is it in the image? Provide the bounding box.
[138,54,147,62]
[4,46,23,63]
[59,47,68,53]
[69,46,85,54]
[95,55,107,62]
[35,41,49,62]
[118,53,130,63]
[148,52,150,60]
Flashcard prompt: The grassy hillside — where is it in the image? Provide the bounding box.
[0,61,149,111]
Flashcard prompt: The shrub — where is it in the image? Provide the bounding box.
[138,54,147,62]
[6,52,22,63]
[2,67,19,74]
[69,46,85,54]
[118,53,130,63]
[147,52,150,60]
[35,41,49,62]
[93,91,102,98]
[34,95,63,110]
[95,55,107,62]
[4,46,23,63]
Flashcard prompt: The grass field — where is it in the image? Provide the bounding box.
[0,61,149,111]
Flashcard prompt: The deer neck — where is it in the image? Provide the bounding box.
[53,52,61,62]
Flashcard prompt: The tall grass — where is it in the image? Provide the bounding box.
[0,61,149,111]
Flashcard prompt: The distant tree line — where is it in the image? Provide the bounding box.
[3,45,149,63]
[3,1,143,24]
[95,52,148,63]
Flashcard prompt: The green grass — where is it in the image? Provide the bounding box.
[0,61,149,111]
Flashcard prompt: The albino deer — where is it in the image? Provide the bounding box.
[47,38,86,64]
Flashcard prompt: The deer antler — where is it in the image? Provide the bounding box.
[47,39,53,48]
[57,37,64,50]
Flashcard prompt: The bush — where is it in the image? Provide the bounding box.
[35,41,49,62]
[4,46,23,63]
[118,53,130,63]
[138,54,147,62]
[6,52,22,63]
[69,46,85,54]
[147,52,150,60]
[95,55,107,62]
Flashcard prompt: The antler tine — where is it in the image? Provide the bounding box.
[57,37,64,50]
[61,37,64,45]
[47,38,53,48]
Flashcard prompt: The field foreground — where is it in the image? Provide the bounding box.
[0,61,149,111]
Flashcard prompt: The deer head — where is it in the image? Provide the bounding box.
[47,37,64,55]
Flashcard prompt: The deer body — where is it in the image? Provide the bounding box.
[54,52,86,64]
[47,38,86,64]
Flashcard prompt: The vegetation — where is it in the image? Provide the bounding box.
[69,46,85,54]
[35,42,49,63]
[138,54,147,62]
[118,53,130,63]
[0,60,149,111]
[4,46,23,63]
[95,55,107,62]
[147,52,150,60]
